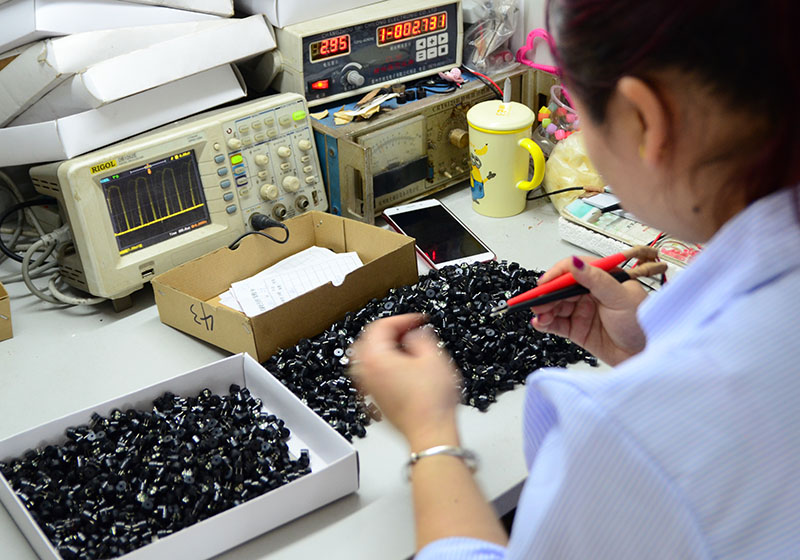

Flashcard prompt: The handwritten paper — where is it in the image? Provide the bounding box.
[218,246,363,317]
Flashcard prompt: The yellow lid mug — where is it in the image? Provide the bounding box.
[466,100,545,217]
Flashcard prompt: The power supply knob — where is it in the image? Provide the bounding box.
[260,183,279,200]
[345,70,365,87]
[297,139,313,151]
[254,154,269,166]
[277,146,292,158]
[448,128,469,149]
[282,175,301,192]
[227,137,242,150]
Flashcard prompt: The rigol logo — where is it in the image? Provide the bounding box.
[90,160,117,174]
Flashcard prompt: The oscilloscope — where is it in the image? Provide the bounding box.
[29,93,327,304]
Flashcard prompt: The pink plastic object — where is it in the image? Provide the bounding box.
[438,67,465,84]
[516,28,559,74]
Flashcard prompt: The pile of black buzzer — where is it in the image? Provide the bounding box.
[264,260,597,441]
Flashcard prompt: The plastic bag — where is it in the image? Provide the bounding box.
[463,0,519,73]
[542,130,605,214]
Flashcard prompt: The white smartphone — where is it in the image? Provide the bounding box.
[382,199,496,269]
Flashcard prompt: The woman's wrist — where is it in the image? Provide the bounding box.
[405,418,460,453]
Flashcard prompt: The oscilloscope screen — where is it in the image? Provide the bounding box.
[100,150,211,256]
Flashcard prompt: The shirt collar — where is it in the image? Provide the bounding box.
[638,185,800,342]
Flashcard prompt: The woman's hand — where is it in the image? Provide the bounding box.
[349,314,462,451]
[531,256,649,366]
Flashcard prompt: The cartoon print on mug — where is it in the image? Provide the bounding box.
[469,144,496,203]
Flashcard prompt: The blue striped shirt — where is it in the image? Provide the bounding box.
[417,185,800,559]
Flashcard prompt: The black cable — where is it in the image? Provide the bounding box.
[228,213,289,250]
[0,198,56,262]
[461,69,503,100]
[526,187,586,201]
[461,66,504,99]
[403,75,457,95]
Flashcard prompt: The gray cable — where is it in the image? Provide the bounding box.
[21,238,63,304]
[48,275,106,306]
[0,259,58,284]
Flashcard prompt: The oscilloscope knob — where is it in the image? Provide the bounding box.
[227,138,242,150]
[254,154,269,166]
[277,146,292,158]
[297,139,313,152]
[260,183,279,200]
[282,175,301,192]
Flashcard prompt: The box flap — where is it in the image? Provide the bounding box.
[0,63,245,166]
[14,15,274,119]
[154,214,319,300]
[0,0,220,53]
[234,0,383,28]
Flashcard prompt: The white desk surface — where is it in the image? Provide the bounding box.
[0,184,606,560]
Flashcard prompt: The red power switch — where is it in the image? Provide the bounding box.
[310,79,330,90]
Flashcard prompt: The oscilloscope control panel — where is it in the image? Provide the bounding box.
[30,93,328,301]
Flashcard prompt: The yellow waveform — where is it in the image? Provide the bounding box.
[106,161,204,235]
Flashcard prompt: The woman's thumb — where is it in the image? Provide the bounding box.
[570,256,629,307]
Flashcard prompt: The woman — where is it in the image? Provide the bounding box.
[349,0,799,558]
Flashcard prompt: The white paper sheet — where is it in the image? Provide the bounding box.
[219,246,363,317]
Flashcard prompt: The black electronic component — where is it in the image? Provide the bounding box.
[262,260,596,442]
[0,387,311,559]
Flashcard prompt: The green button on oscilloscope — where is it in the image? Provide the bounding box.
[230,154,243,165]
[292,110,306,121]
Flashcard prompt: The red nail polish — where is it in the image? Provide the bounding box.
[572,256,585,269]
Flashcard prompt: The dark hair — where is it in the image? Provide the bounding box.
[546,0,800,204]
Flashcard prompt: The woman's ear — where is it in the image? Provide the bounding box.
[616,76,670,166]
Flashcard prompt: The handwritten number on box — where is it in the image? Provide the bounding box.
[190,303,214,331]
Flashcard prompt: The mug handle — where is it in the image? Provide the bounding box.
[516,138,546,191]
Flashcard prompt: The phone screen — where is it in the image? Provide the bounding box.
[387,205,489,265]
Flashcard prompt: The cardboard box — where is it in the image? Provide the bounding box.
[0,353,359,560]
[152,211,418,361]
[0,0,220,53]
[0,18,270,126]
[0,281,11,341]
[0,63,246,166]
[10,15,275,125]
[234,0,383,28]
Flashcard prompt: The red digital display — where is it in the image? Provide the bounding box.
[376,12,447,46]
[309,34,351,63]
